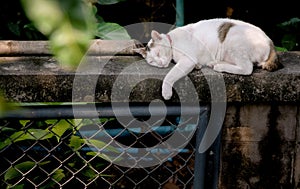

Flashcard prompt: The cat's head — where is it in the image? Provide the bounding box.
[134,30,172,68]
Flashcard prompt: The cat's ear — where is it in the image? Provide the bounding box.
[133,47,147,58]
[151,30,162,41]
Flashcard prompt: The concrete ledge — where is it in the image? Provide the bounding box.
[0,40,299,103]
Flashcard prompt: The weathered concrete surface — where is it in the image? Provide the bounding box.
[220,104,300,189]
[0,51,299,103]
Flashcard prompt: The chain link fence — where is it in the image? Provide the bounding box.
[0,104,219,189]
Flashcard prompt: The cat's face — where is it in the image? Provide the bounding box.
[134,30,172,68]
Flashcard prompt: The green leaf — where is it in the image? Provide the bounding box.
[34,121,49,129]
[96,22,131,40]
[275,46,288,52]
[49,23,92,69]
[0,129,54,150]
[85,139,120,153]
[39,169,65,189]
[86,151,112,162]
[99,117,115,123]
[14,129,54,141]
[278,17,300,28]
[281,34,297,50]
[21,0,64,35]
[6,184,24,189]
[49,119,73,140]
[19,120,30,127]
[81,168,97,180]
[4,161,36,181]
[52,169,65,182]
[69,135,84,151]
[0,126,16,133]
[97,0,125,5]
[21,0,96,69]
[4,161,51,183]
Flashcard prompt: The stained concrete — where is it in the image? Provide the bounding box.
[0,51,299,103]
[220,104,300,189]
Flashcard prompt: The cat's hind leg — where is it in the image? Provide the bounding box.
[213,60,253,75]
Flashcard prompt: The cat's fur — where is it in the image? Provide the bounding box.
[134,18,281,100]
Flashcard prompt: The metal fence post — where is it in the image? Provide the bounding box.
[194,106,221,189]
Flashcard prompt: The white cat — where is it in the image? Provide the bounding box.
[134,18,280,100]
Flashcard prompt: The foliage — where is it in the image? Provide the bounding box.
[20,0,130,69]
[276,17,300,51]
[0,3,128,186]
[93,14,131,40]
[0,117,118,188]
[21,0,94,69]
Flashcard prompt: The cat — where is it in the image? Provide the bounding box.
[134,18,281,100]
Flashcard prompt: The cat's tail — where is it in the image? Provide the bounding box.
[262,41,282,71]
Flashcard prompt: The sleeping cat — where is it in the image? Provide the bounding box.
[134,18,281,100]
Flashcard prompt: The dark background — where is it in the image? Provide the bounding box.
[98,0,300,49]
[1,0,299,49]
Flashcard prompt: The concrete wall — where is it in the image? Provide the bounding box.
[220,104,300,188]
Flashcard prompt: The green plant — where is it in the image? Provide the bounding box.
[93,0,131,40]
[276,17,300,51]
[21,0,130,69]
[0,118,119,188]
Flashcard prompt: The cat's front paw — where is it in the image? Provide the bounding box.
[162,88,172,100]
[162,83,173,100]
